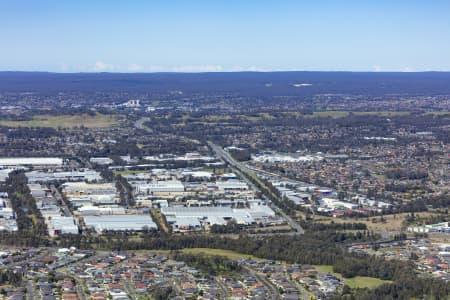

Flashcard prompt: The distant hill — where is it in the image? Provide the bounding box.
[0,71,449,96]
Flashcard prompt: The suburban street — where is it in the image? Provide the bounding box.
[242,265,280,300]
[25,280,35,300]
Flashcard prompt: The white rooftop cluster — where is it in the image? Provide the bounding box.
[0,196,16,232]
[135,180,185,195]
[161,203,277,232]
[252,153,323,163]
[62,182,119,206]
[84,215,157,233]
[143,152,215,162]
[0,169,13,182]
[47,216,79,236]
[26,169,102,183]
[0,157,63,167]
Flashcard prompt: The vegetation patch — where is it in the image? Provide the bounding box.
[314,265,392,289]
[0,113,120,128]
[353,111,410,116]
[308,111,350,118]
[181,248,263,261]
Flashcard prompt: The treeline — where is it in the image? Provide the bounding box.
[4,170,47,236]
[338,276,450,300]
[0,231,51,247]
[333,255,411,280]
[116,175,135,207]
[55,229,450,299]
[172,252,241,275]
[243,173,298,216]
[302,221,367,231]
[0,269,22,287]
[1,127,60,139]
[427,193,450,210]
[385,168,428,180]
[228,148,251,161]
[210,220,243,234]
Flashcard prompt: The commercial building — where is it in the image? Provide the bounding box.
[83,215,158,233]
[90,157,113,165]
[135,180,185,195]
[161,204,277,232]
[76,205,126,216]
[0,169,13,182]
[215,180,248,191]
[0,207,14,219]
[47,216,79,236]
[0,157,63,167]
[408,222,450,234]
[26,169,102,183]
[319,198,359,210]
[62,182,117,196]
[62,182,119,206]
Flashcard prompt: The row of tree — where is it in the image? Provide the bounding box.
[4,170,47,235]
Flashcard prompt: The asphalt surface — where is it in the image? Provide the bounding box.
[26,280,35,300]
[242,265,280,300]
[50,184,72,217]
[135,117,151,130]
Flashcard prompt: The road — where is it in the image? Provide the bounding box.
[26,280,35,300]
[50,184,72,217]
[208,141,304,235]
[123,279,137,300]
[216,277,230,299]
[75,277,88,300]
[242,266,280,300]
[135,117,151,130]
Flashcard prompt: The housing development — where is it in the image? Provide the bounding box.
[0,72,449,300]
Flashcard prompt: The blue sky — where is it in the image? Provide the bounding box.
[1,0,450,72]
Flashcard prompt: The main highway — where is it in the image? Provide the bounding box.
[208,141,304,235]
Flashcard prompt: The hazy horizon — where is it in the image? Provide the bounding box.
[2,0,450,72]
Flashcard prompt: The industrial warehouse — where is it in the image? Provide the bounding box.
[83,215,158,233]
[161,200,280,232]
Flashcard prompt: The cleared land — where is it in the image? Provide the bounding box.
[315,212,441,232]
[134,248,264,261]
[0,113,120,128]
[314,265,392,289]
[180,248,264,261]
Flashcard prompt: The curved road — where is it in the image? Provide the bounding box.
[135,117,151,130]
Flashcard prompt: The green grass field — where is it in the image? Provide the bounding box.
[424,111,450,116]
[0,113,120,128]
[180,248,264,261]
[133,247,263,261]
[113,170,140,176]
[353,111,410,116]
[314,265,392,289]
[307,111,350,118]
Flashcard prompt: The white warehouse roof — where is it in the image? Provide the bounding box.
[84,215,158,233]
[0,157,63,166]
